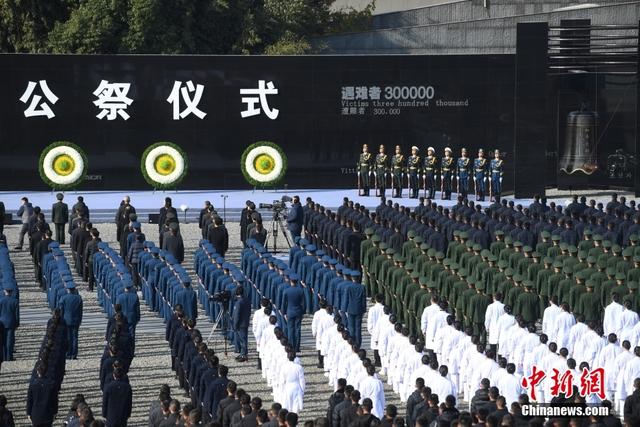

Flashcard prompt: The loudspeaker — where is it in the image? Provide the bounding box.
[148,214,160,224]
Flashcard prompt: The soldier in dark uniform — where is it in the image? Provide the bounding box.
[456,148,471,199]
[159,197,178,244]
[163,223,184,263]
[115,196,136,244]
[490,150,504,202]
[27,365,59,426]
[391,145,404,198]
[375,145,389,198]
[282,274,305,353]
[474,149,489,201]
[357,144,373,196]
[51,193,69,244]
[102,367,133,427]
[423,147,438,199]
[441,148,454,200]
[407,146,421,199]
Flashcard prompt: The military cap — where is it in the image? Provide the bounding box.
[543,257,553,264]
[495,230,505,237]
[427,282,437,289]
[481,249,491,258]
[583,229,593,236]
[414,236,424,244]
[562,266,573,274]
[450,263,460,271]
[541,231,551,239]
[379,242,388,250]
[458,268,468,278]
[151,247,160,254]
[257,247,267,254]
[410,271,420,280]
[504,268,514,277]
[408,230,416,238]
[568,246,578,254]
[523,246,533,253]
[575,271,588,280]
[465,240,474,248]
[498,260,508,269]
[443,259,451,266]
[634,255,640,263]
[453,230,461,237]
[630,234,639,242]
[593,234,603,241]
[615,272,626,281]
[289,273,300,281]
[66,281,76,289]
[143,241,154,248]
[586,256,596,264]
[513,241,523,248]
[597,259,607,269]
[513,274,523,282]
[405,263,414,271]
[476,281,485,290]
[559,243,568,251]
[585,280,595,288]
[532,252,541,259]
[364,228,374,236]
[299,238,309,246]
[351,271,361,278]
[427,248,436,257]
[393,253,405,262]
[578,251,587,259]
[473,244,482,251]
[504,236,513,244]
[523,281,533,289]
[602,240,612,249]
[132,221,141,229]
[316,250,326,257]
[436,252,445,260]
[459,231,469,239]
[551,235,561,241]
[606,267,616,276]
[629,281,639,290]
[419,276,429,286]
[372,235,382,243]
[305,244,317,252]
[488,255,498,262]
[420,243,429,250]
[623,247,633,257]
[123,280,133,289]
[328,259,338,265]
[612,244,622,254]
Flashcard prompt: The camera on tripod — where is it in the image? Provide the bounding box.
[210,290,231,304]
[259,195,292,214]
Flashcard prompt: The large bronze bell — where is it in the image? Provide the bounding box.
[559,106,598,175]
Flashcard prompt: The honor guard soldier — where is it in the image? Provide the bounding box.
[423,147,438,199]
[407,146,421,199]
[357,144,373,196]
[474,149,489,201]
[391,145,405,198]
[456,148,471,199]
[441,148,454,200]
[52,193,69,244]
[490,149,504,202]
[375,145,389,198]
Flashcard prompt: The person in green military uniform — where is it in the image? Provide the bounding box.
[547,235,563,259]
[360,228,375,288]
[468,281,492,340]
[52,192,69,244]
[474,250,491,282]
[536,231,552,257]
[391,145,405,198]
[375,144,389,198]
[499,236,514,264]
[449,231,468,264]
[597,240,613,268]
[588,235,605,259]
[402,230,418,260]
[618,248,634,276]
[481,255,499,297]
[505,274,524,309]
[578,229,595,252]
[526,251,543,283]
[555,267,574,306]
[429,252,446,283]
[403,272,422,332]
[451,268,469,310]
[357,144,373,196]
[623,281,640,313]
[413,242,430,275]
[467,244,483,279]
[364,235,383,295]
[490,231,506,259]
[629,234,640,257]
[407,146,422,199]
[563,246,579,270]
[458,277,477,329]
[589,259,608,302]
[535,257,554,297]
[568,270,588,312]
[600,269,622,308]
[576,280,602,323]
[607,244,623,270]
[508,242,524,270]
[571,251,589,274]
[496,267,514,299]
[405,273,425,336]
[459,240,476,271]
[439,261,457,299]
[421,249,438,279]
[516,246,534,276]
[514,281,542,324]
[387,254,407,312]
[371,242,391,297]
[627,256,640,283]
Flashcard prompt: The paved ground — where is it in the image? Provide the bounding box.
[0,222,404,426]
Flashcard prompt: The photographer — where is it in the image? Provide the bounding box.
[286,196,304,239]
[232,286,251,363]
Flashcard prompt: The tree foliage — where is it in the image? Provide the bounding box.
[0,0,373,55]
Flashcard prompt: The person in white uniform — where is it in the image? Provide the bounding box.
[484,292,505,355]
[603,293,624,336]
[542,295,561,343]
[367,294,385,367]
[281,351,305,413]
[359,364,385,418]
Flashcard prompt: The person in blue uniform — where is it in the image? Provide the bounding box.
[102,367,132,427]
[440,148,454,200]
[473,149,489,201]
[116,280,140,340]
[375,145,389,198]
[282,273,305,352]
[490,149,504,202]
[407,146,421,199]
[287,196,304,239]
[346,271,366,347]
[57,281,83,359]
[456,148,471,199]
[177,279,198,322]
[232,286,251,362]
[423,147,438,199]
[0,285,19,361]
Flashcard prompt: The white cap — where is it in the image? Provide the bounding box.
[445,147,452,153]
[427,147,435,152]
[411,146,419,151]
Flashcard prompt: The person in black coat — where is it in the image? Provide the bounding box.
[115,197,136,243]
[159,197,178,234]
[207,216,229,257]
[339,390,360,427]
[406,380,425,427]
[102,367,132,427]
[287,196,304,238]
[162,223,184,263]
[0,394,14,427]
[327,379,346,427]
[222,388,244,427]
[51,193,69,244]
[232,287,251,362]
[27,365,59,426]
[625,378,640,427]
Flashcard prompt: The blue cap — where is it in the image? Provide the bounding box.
[261,252,271,259]
[233,272,245,282]
[215,256,225,264]
[66,281,76,289]
[321,255,331,262]
[48,242,60,249]
[306,244,317,252]
[289,273,299,281]
[257,247,266,254]
[143,241,154,248]
[222,262,232,270]
[294,236,301,244]
[132,221,141,229]
[151,247,160,254]
[166,255,177,265]
[123,280,133,289]
[299,239,309,246]
[329,259,338,266]
[335,264,344,272]
[316,250,325,257]
[351,271,361,278]
[343,270,352,277]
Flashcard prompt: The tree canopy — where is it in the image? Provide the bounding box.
[0,0,373,54]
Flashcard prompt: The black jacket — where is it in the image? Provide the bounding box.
[27,376,59,424]
[102,377,132,427]
[208,226,229,256]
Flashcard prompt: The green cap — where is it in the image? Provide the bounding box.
[495,230,505,236]
[513,274,523,282]
[563,266,573,274]
[459,269,468,278]
[466,277,475,286]
[414,236,424,244]
[606,267,616,276]
[365,228,374,236]
[453,230,460,237]
[541,231,551,239]
[523,246,533,253]
[630,234,639,242]
[551,235,561,241]
[427,282,437,289]
[372,235,382,243]
[523,281,533,288]
[488,255,498,262]
[386,248,396,255]
[586,256,597,264]
[578,251,587,260]
[419,275,428,285]
[504,268,514,277]
[583,229,593,236]
[593,234,603,241]
[634,256,640,263]
[498,260,508,269]
[443,259,451,266]
[616,272,626,281]
[629,281,639,290]
[407,230,416,238]
[597,259,607,269]
[473,244,482,251]
[532,251,541,259]
[481,249,491,258]
[514,241,523,248]
[585,280,595,288]
[465,240,474,248]
[575,271,587,280]
[450,263,460,271]
[476,281,485,290]
[393,253,404,262]
[427,248,436,257]
[612,245,622,254]
[553,261,563,269]
[543,257,553,264]
[405,263,414,271]
[420,243,429,250]
[460,232,469,239]
[559,243,568,251]
[603,240,612,249]
[568,246,578,254]
[410,271,420,279]
[436,252,445,260]
[623,248,633,257]
[505,236,513,244]
[379,242,388,250]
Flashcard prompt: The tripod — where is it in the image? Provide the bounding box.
[268,210,292,254]
[206,303,232,356]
